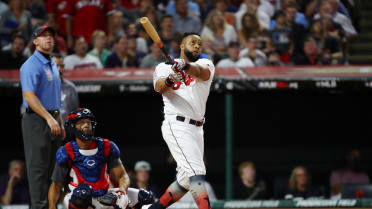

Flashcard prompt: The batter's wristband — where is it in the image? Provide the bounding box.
[165,76,174,87]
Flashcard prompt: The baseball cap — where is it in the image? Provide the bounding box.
[32,25,55,40]
[134,161,151,171]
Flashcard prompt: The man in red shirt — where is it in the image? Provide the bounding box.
[46,0,69,36]
[63,0,115,48]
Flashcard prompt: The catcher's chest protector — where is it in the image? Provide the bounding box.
[65,138,111,197]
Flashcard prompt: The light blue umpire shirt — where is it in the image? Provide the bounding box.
[20,50,61,110]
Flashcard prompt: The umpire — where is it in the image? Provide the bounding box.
[20,25,64,209]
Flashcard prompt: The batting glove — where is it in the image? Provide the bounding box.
[165,74,182,90]
[172,58,190,73]
[115,193,129,209]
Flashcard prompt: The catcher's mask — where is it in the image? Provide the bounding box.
[69,184,95,209]
[65,108,97,141]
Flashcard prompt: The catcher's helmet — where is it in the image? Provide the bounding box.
[65,108,97,141]
[69,184,94,209]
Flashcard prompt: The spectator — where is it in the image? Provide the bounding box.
[52,53,79,122]
[168,32,183,59]
[238,12,268,50]
[140,42,166,67]
[294,38,330,65]
[166,0,200,17]
[271,0,308,29]
[119,0,141,9]
[118,0,162,27]
[0,160,29,205]
[127,35,146,64]
[313,1,357,38]
[172,0,202,34]
[64,37,103,70]
[212,0,238,27]
[88,30,111,66]
[234,161,268,200]
[46,0,68,37]
[330,149,370,199]
[132,161,161,198]
[269,10,294,64]
[0,35,27,69]
[0,1,8,16]
[0,0,32,48]
[216,41,254,68]
[107,10,126,48]
[284,166,324,200]
[309,19,343,65]
[267,50,284,66]
[64,0,115,48]
[303,0,351,19]
[235,0,272,30]
[105,36,138,68]
[320,14,345,42]
[28,0,48,27]
[201,9,238,63]
[125,23,149,54]
[159,15,175,50]
[285,3,308,60]
[240,36,267,66]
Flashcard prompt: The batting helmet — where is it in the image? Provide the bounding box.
[65,108,97,141]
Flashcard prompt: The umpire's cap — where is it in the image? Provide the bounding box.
[32,25,55,40]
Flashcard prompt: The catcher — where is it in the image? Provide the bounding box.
[48,108,154,209]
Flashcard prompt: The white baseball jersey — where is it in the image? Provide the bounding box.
[154,58,215,189]
[153,58,215,120]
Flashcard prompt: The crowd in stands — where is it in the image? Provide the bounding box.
[0,0,361,70]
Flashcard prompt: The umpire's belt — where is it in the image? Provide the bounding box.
[26,108,60,117]
[176,116,204,127]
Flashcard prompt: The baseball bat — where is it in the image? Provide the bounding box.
[140,17,174,64]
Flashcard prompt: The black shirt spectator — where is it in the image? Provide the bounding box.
[234,161,268,200]
[105,36,138,68]
[294,38,331,65]
[0,160,30,204]
[0,35,27,69]
[284,166,324,200]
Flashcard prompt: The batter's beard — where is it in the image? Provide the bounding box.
[184,48,200,62]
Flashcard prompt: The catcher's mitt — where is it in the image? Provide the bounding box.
[99,192,118,207]
[99,191,129,209]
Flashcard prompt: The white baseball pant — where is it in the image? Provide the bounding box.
[161,115,206,190]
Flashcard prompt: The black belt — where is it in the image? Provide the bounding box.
[176,116,204,127]
[26,108,60,116]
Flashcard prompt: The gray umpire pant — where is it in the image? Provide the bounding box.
[22,112,62,209]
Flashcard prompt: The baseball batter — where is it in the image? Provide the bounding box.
[148,33,215,209]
